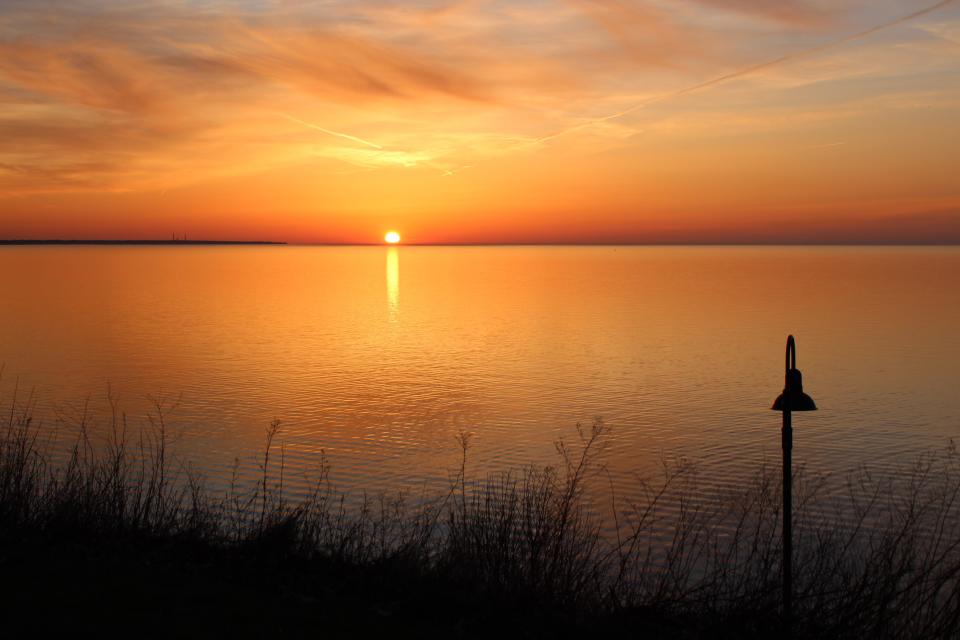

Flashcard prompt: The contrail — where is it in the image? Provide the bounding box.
[282,113,383,150]
[533,0,956,144]
[282,113,463,176]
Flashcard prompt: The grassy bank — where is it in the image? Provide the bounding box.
[1,391,959,638]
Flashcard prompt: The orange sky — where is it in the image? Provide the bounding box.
[1,0,959,243]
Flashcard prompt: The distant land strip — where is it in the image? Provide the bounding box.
[0,239,286,245]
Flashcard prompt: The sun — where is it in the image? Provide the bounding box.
[384,231,401,244]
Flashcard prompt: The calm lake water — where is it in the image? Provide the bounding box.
[1,246,959,510]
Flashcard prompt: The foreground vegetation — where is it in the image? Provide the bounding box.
[1,390,959,638]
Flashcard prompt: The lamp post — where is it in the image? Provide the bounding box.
[771,335,817,630]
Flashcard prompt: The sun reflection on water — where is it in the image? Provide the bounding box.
[386,246,399,320]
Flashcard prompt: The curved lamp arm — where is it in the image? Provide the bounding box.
[786,335,796,373]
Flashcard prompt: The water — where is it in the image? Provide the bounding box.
[1,245,959,509]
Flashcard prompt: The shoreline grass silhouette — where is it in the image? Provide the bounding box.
[1,392,959,638]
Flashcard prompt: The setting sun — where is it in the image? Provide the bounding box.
[384,231,401,244]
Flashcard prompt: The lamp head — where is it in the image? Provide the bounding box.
[772,336,817,412]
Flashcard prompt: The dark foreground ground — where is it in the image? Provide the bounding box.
[0,529,781,639]
[4,419,951,638]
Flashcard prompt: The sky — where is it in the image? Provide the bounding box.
[1,0,959,244]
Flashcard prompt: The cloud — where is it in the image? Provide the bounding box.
[566,0,711,66]
[686,0,831,26]
[527,0,958,145]
[0,2,505,193]
[0,9,490,111]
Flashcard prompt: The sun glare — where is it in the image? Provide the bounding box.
[384,231,401,244]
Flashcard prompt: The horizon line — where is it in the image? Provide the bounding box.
[3,239,960,247]
[0,239,286,245]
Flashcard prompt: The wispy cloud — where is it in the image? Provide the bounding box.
[529,0,958,145]
[686,0,831,26]
[282,114,383,150]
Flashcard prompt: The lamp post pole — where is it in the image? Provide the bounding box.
[772,335,817,634]
[782,402,793,625]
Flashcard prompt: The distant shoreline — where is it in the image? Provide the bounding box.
[0,239,286,245]
[2,240,958,247]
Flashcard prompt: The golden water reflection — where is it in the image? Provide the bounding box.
[386,246,399,320]
[1,246,959,516]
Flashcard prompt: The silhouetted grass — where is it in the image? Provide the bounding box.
[1,384,959,638]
